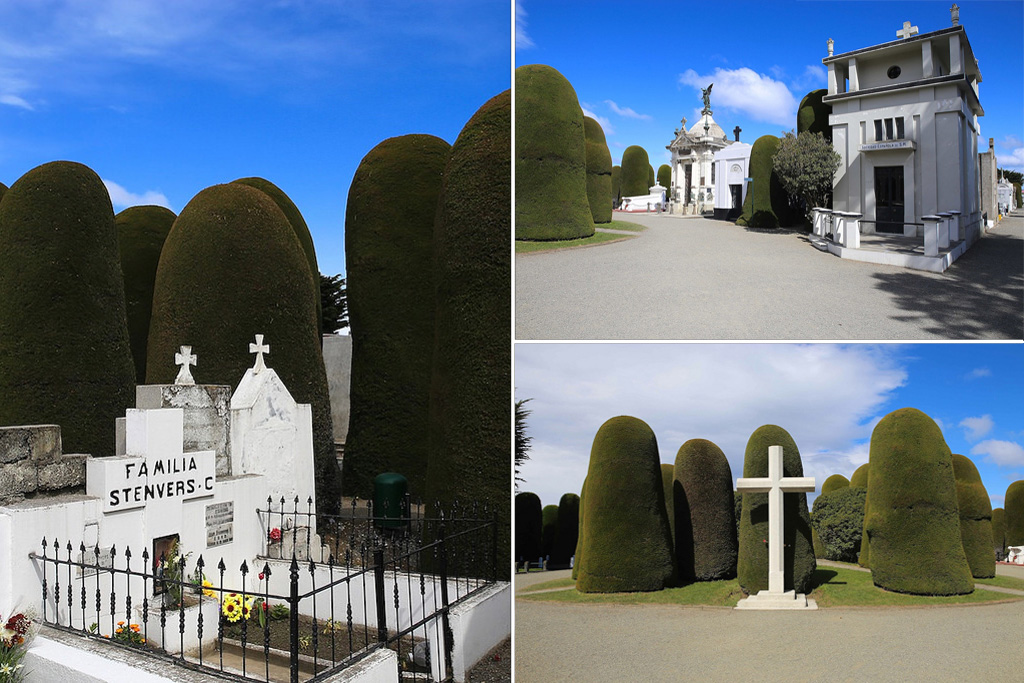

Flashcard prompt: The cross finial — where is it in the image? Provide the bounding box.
[896,21,919,39]
[174,345,197,385]
[827,38,834,57]
[249,334,269,374]
[950,4,959,26]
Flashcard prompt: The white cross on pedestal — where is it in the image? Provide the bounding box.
[174,345,197,385]
[896,21,919,39]
[735,445,818,610]
[249,334,270,374]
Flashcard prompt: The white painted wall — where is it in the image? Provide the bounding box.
[449,582,510,683]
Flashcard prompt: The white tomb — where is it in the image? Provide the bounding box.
[735,445,818,610]
[667,85,734,215]
[712,140,752,221]
[620,184,667,212]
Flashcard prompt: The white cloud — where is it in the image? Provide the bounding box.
[999,135,1023,150]
[102,179,172,210]
[966,367,992,379]
[996,147,1024,171]
[604,100,651,121]
[581,107,614,136]
[960,415,994,442]
[792,65,827,92]
[678,67,798,126]
[515,1,534,50]
[0,93,32,110]
[971,440,1024,467]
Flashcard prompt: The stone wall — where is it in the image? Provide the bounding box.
[979,140,998,226]
[0,425,86,505]
[322,334,352,445]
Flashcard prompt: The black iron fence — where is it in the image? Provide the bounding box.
[30,499,497,683]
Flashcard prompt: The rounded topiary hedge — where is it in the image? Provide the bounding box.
[811,486,866,562]
[515,65,593,240]
[619,146,650,198]
[821,474,850,495]
[863,408,973,595]
[549,492,580,569]
[611,166,621,206]
[576,416,675,593]
[515,492,543,565]
[673,439,737,582]
[647,165,655,189]
[1006,480,1024,546]
[0,181,7,201]
[657,164,671,191]
[991,507,1006,555]
[661,462,676,544]
[850,463,870,488]
[343,134,450,499]
[797,89,831,141]
[814,474,851,556]
[232,177,322,335]
[0,161,136,457]
[737,425,815,595]
[952,453,995,578]
[116,205,177,382]
[851,462,871,566]
[541,504,559,561]
[583,116,613,224]
[572,477,586,581]
[424,90,511,579]
[735,135,792,228]
[147,182,339,511]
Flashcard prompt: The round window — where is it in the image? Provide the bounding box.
[887,65,902,79]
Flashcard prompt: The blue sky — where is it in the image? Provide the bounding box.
[515,343,1024,512]
[516,0,1023,172]
[0,0,510,277]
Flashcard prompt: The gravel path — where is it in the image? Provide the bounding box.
[515,213,1024,340]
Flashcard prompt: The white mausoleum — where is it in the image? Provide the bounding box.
[712,140,752,220]
[667,94,734,214]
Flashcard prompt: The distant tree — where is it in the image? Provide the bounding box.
[319,273,348,332]
[515,397,533,489]
[773,130,841,225]
[998,168,1022,186]
[811,486,866,562]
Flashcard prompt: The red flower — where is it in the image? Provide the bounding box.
[258,572,265,580]
[5,613,30,635]
[268,528,282,543]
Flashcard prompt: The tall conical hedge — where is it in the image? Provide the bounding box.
[550,492,580,569]
[515,492,543,565]
[0,182,7,201]
[541,504,559,561]
[735,135,791,228]
[1006,480,1024,546]
[737,425,815,594]
[572,477,587,581]
[232,177,322,335]
[851,462,872,566]
[583,116,613,224]
[0,161,135,457]
[648,165,655,188]
[673,439,737,582]
[515,65,593,240]
[797,89,831,141]
[991,507,1006,555]
[952,454,995,578]
[661,463,675,545]
[576,416,675,592]
[116,205,177,381]
[813,474,850,557]
[850,463,870,488]
[657,164,671,190]
[146,182,339,511]
[424,90,511,580]
[620,146,650,197]
[343,134,450,498]
[611,166,621,206]
[863,408,973,595]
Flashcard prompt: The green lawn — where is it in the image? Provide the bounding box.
[603,219,646,232]
[975,574,1024,591]
[517,566,1024,608]
[515,222,643,253]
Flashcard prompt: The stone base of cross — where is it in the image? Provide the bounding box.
[734,445,818,611]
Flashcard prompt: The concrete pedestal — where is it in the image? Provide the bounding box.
[735,589,818,610]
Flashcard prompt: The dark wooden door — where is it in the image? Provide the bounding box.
[874,166,904,233]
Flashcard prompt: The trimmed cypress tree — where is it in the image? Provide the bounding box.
[0,161,136,457]
[515,65,594,240]
[657,164,671,190]
[147,182,340,512]
[648,165,655,188]
[991,507,1006,555]
[576,416,675,593]
[673,439,737,582]
[572,477,586,581]
[813,474,851,557]
[620,146,650,197]
[797,89,831,141]
[822,474,850,494]
[735,135,790,228]
[515,492,543,565]
[343,134,450,498]
[952,454,995,578]
[541,504,559,562]
[550,492,580,569]
[811,487,866,562]
[0,182,7,201]
[583,116,613,224]
[232,177,322,336]
[1006,480,1024,546]
[850,463,870,488]
[863,408,973,595]
[851,462,872,566]
[116,205,177,382]
[424,90,511,580]
[737,425,815,594]
[661,463,675,546]
[611,166,622,206]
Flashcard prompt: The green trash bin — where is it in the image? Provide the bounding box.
[373,472,408,529]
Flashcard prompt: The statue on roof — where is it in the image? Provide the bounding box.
[701,84,713,114]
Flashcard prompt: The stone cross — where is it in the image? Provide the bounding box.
[896,21,919,39]
[249,334,269,374]
[735,445,815,595]
[174,346,197,385]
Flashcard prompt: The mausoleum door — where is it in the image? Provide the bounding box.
[684,165,692,204]
[730,185,742,210]
[874,166,905,233]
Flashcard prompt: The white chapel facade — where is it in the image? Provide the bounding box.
[667,87,733,215]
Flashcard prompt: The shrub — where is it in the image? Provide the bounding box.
[542,504,559,561]
[773,131,841,225]
[813,469,850,559]
[796,89,831,140]
[573,478,586,580]
[863,408,973,595]
[620,146,650,198]
[583,116,613,224]
[735,135,794,228]
[0,181,7,201]
[0,161,135,457]
[673,439,737,582]
[851,462,871,566]
[116,205,176,382]
[657,164,671,190]
[147,182,339,510]
[576,416,675,592]
[821,474,850,495]
[550,492,580,569]
[992,507,1006,555]
[611,166,621,205]
[952,454,995,578]
[515,65,594,240]
[811,487,866,562]
[1006,480,1024,546]
[343,134,450,498]
[424,90,511,579]
[648,165,655,188]
[850,463,869,488]
[514,492,543,565]
[661,463,675,545]
[737,425,815,594]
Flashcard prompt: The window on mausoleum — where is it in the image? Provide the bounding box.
[874,117,906,142]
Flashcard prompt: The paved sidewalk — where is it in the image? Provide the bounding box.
[515,213,1024,340]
